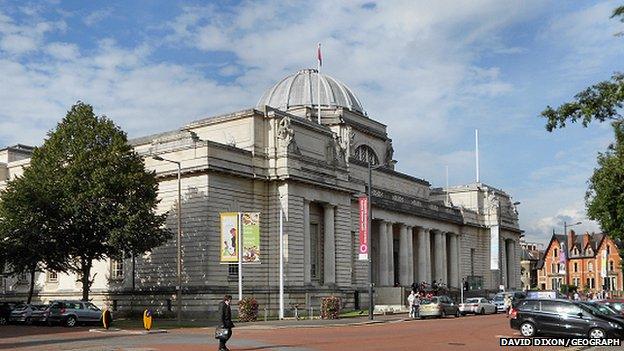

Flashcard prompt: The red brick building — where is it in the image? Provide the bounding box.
[537,231,623,295]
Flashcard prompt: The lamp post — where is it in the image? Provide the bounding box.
[367,162,383,320]
[562,221,582,288]
[152,155,182,325]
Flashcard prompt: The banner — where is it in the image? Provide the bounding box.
[490,225,499,270]
[241,212,261,263]
[601,249,607,278]
[220,212,239,263]
[358,196,369,260]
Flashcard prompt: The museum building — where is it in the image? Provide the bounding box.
[0,69,522,316]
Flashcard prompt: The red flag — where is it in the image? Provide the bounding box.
[317,43,322,67]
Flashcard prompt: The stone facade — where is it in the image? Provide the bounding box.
[0,69,523,317]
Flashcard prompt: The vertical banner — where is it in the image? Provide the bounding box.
[220,212,239,262]
[242,212,261,263]
[601,249,607,278]
[358,196,369,260]
[490,225,499,270]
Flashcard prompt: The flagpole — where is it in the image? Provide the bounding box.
[317,43,322,125]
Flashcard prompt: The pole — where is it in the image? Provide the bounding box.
[238,212,243,301]
[279,205,284,319]
[317,43,322,125]
[176,162,182,325]
[563,222,568,288]
[445,165,449,204]
[368,162,374,320]
[475,129,480,183]
[460,278,464,304]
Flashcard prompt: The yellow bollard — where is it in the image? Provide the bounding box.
[143,309,153,331]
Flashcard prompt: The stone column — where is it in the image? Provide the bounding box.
[417,227,431,283]
[323,203,336,285]
[387,222,395,286]
[399,224,410,286]
[441,232,448,286]
[434,230,444,283]
[303,200,311,284]
[448,233,459,288]
[407,226,414,285]
[501,237,508,289]
[507,240,515,289]
[378,220,389,286]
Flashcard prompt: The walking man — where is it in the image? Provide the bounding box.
[218,295,235,351]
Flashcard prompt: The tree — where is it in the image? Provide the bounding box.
[0,166,67,303]
[541,6,624,131]
[585,122,624,241]
[540,6,624,242]
[26,102,172,301]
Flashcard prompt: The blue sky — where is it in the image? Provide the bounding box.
[0,0,622,245]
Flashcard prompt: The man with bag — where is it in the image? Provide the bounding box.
[216,295,235,351]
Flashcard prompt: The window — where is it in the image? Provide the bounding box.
[518,300,539,311]
[228,264,238,277]
[554,248,558,258]
[47,271,58,283]
[551,263,557,274]
[606,245,610,255]
[609,261,614,272]
[573,277,580,287]
[111,259,124,280]
[310,223,320,280]
[573,262,578,273]
[588,262,593,272]
[354,145,379,165]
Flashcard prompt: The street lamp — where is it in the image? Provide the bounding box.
[367,161,384,321]
[562,221,581,288]
[152,155,183,325]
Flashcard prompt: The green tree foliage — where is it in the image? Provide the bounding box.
[0,167,67,303]
[586,122,624,241]
[21,102,171,301]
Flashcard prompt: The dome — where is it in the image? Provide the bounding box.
[257,69,366,115]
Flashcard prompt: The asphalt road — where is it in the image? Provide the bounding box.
[0,314,600,351]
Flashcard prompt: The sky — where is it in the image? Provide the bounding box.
[0,0,622,246]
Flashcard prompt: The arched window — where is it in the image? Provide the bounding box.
[354,145,379,165]
[588,262,593,272]
[610,261,614,272]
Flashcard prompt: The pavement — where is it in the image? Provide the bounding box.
[0,313,620,351]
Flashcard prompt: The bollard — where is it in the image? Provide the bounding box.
[264,307,268,322]
[294,306,299,320]
[309,306,313,320]
[143,308,153,331]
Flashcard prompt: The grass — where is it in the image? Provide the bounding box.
[110,318,216,330]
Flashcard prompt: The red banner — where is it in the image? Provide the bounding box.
[358,196,369,260]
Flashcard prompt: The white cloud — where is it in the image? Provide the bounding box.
[83,8,113,26]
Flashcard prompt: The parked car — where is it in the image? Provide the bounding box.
[45,300,103,327]
[510,298,624,339]
[459,297,497,315]
[597,299,624,316]
[493,291,526,313]
[579,302,624,323]
[0,301,23,326]
[419,295,461,318]
[9,304,48,325]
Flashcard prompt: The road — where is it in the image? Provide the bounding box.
[0,314,590,351]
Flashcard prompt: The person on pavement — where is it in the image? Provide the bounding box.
[218,294,235,351]
[408,290,416,318]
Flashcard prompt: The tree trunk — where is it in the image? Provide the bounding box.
[81,259,92,302]
[27,266,36,304]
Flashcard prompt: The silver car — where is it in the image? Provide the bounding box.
[9,304,47,325]
[459,297,497,315]
[45,300,103,327]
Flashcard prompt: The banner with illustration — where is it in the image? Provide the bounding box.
[241,212,261,263]
[220,212,239,262]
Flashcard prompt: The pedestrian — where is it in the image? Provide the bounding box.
[573,292,580,301]
[407,290,416,318]
[414,292,421,319]
[217,294,235,351]
[504,295,512,317]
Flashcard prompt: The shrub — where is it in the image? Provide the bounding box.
[321,296,341,320]
[238,297,259,322]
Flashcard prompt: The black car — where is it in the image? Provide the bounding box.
[579,302,624,323]
[510,299,624,339]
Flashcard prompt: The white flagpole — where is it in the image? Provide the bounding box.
[475,129,480,183]
[279,206,284,319]
[317,43,322,125]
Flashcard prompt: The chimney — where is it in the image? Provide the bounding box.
[568,229,575,254]
[583,232,591,250]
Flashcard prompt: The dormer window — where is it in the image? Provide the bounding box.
[354,145,379,165]
[554,248,558,258]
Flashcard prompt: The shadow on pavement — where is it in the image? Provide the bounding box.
[237,345,304,351]
[0,333,128,350]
